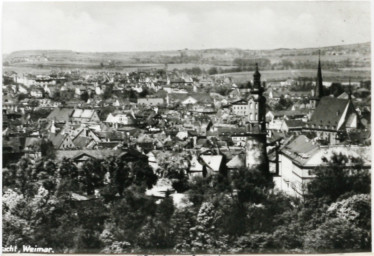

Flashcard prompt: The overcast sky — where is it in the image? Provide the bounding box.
[2,1,371,53]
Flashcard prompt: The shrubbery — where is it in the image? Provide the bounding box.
[2,153,371,253]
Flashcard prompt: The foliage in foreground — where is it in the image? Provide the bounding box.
[2,153,371,253]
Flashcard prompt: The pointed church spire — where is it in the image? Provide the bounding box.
[315,50,324,98]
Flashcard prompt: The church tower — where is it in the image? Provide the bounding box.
[310,52,324,109]
[245,63,269,172]
[249,63,267,132]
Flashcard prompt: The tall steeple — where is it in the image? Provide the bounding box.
[245,63,269,173]
[315,50,324,98]
[252,63,263,91]
[249,63,266,132]
[310,51,324,109]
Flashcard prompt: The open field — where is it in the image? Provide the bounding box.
[3,62,236,74]
[213,69,371,83]
[3,42,370,68]
[3,42,370,77]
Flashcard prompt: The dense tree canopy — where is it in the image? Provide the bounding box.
[274,95,294,110]
[306,153,370,203]
[2,152,371,253]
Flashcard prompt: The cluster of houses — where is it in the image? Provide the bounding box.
[2,59,371,198]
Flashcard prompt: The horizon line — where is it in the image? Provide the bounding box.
[3,41,371,56]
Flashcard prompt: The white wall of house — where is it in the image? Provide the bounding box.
[106,113,132,126]
[277,154,314,197]
[30,90,43,98]
[232,136,247,146]
[16,76,35,87]
[232,104,249,116]
[268,119,284,131]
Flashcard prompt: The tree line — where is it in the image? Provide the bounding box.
[2,151,371,253]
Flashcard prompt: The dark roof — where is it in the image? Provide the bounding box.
[188,130,199,136]
[55,149,120,161]
[284,135,318,154]
[73,136,92,149]
[3,137,23,152]
[168,93,189,102]
[309,97,349,129]
[169,93,213,104]
[285,119,305,128]
[231,99,248,105]
[267,130,285,144]
[97,142,120,149]
[95,131,125,141]
[196,138,210,147]
[272,109,308,118]
[280,135,319,166]
[118,149,148,161]
[49,133,65,148]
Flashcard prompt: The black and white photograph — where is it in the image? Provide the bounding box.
[1,1,372,254]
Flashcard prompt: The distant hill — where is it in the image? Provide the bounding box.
[3,42,371,73]
[214,69,371,83]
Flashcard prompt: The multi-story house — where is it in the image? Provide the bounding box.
[276,134,371,197]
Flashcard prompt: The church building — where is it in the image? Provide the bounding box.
[304,55,358,144]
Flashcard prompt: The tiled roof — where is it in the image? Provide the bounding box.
[49,133,65,148]
[267,131,285,144]
[309,97,349,130]
[169,93,213,104]
[285,119,305,128]
[55,149,120,161]
[280,135,371,168]
[284,135,318,154]
[4,137,23,152]
[72,109,96,119]
[281,135,320,166]
[272,109,308,118]
[73,136,92,149]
